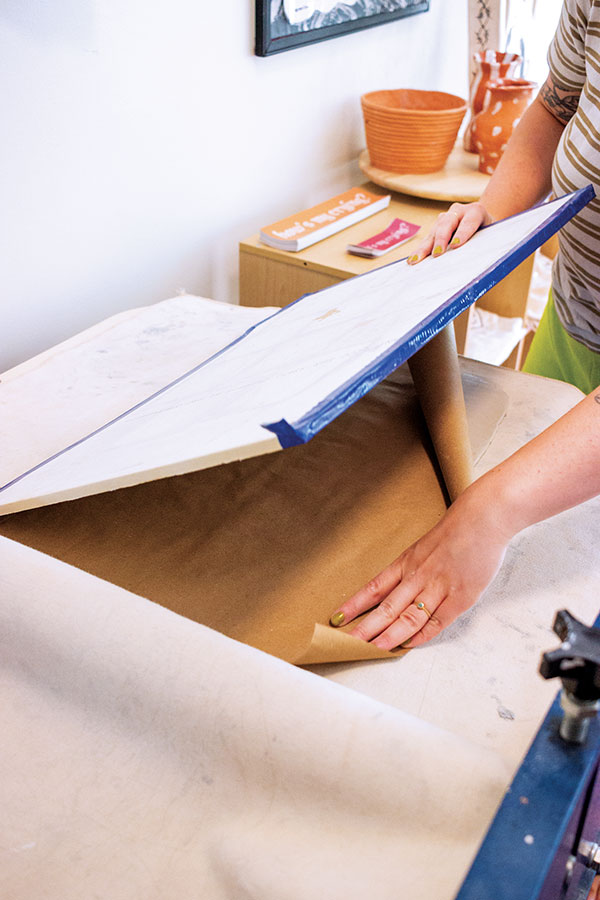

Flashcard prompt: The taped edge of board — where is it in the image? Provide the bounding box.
[264,185,595,448]
[0,186,593,494]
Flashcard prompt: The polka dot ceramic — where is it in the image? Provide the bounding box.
[471,78,537,174]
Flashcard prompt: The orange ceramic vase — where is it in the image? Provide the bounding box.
[463,50,522,152]
[471,78,537,174]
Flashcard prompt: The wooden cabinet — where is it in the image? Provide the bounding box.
[239,182,535,367]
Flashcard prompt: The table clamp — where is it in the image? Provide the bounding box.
[540,609,600,745]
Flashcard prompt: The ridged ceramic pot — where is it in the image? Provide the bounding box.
[463,50,522,152]
[361,89,467,174]
[471,78,537,174]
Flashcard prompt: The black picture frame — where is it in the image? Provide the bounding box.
[256,1,430,57]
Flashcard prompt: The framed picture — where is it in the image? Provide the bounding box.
[256,1,430,57]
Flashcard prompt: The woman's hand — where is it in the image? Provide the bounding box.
[329,489,510,650]
[408,201,493,265]
[330,387,600,650]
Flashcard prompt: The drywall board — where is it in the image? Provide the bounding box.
[0,187,592,514]
[0,295,277,487]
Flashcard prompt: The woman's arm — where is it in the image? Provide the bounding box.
[407,75,578,264]
[330,389,600,649]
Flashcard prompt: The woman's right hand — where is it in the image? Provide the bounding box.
[408,201,493,265]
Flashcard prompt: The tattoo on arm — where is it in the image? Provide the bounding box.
[594,394,600,405]
[539,80,580,124]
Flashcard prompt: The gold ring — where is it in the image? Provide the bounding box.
[413,600,433,619]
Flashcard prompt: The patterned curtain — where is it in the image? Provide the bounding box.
[468,0,503,62]
[468,0,558,82]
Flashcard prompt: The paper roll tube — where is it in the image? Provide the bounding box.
[408,326,474,502]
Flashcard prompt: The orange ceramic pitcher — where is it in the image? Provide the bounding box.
[463,50,522,152]
[471,78,537,174]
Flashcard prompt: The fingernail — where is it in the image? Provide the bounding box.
[432,245,443,257]
[450,237,461,247]
[330,611,345,627]
[407,254,419,265]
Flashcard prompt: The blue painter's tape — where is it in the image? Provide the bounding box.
[264,185,595,448]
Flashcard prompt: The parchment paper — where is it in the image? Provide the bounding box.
[0,367,507,665]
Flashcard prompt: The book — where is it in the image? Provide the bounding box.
[346,218,421,258]
[259,187,391,252]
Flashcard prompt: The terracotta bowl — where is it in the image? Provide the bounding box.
[361,89,467,174]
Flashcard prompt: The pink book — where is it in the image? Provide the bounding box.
[347,217,420,258]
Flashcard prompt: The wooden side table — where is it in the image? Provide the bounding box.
[239,182,535,366]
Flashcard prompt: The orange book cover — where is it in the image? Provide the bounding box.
[260,187,391,251]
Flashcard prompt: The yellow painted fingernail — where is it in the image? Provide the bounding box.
[330,611,345,627]
[432,245,443,257]
[408,254,419,264]
[450,237,461,247]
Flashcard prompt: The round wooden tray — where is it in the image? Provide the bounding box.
[358,144,490,203]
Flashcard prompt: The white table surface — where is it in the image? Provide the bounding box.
[1,298,598,900]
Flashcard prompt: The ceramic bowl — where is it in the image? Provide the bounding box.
[361,89,467,174]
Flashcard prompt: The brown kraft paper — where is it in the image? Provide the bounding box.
[408,326,474,502]
[0,368,504,665]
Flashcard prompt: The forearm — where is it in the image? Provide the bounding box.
[458,389,600,541]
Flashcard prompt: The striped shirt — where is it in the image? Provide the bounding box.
[549,0,600,352]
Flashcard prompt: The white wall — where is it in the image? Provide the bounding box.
[0,1,468,370]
